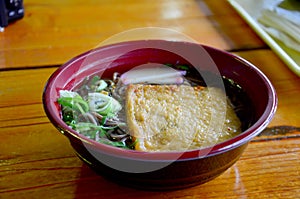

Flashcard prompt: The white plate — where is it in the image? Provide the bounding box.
[228,0,300,77]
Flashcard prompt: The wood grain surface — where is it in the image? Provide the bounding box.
[0,0,299,198]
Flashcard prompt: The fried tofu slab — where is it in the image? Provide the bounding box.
[126,84,241,152]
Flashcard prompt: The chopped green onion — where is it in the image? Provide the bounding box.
[57,75,135,150]
[88,92,121,116]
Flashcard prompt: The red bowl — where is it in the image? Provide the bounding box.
[43,40,277,190]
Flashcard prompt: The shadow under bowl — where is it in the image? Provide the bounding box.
[43,40,277,190]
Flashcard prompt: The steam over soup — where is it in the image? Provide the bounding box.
[57,64,250,152]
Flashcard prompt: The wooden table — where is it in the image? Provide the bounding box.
[1,0,299,198]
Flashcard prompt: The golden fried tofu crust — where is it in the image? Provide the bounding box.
[126,84,241,152]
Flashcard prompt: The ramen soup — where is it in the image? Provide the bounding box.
[57,64,253,152]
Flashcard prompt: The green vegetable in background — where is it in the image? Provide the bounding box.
[279,0,300,11]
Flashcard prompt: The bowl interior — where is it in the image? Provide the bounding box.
[43,40,277,160]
